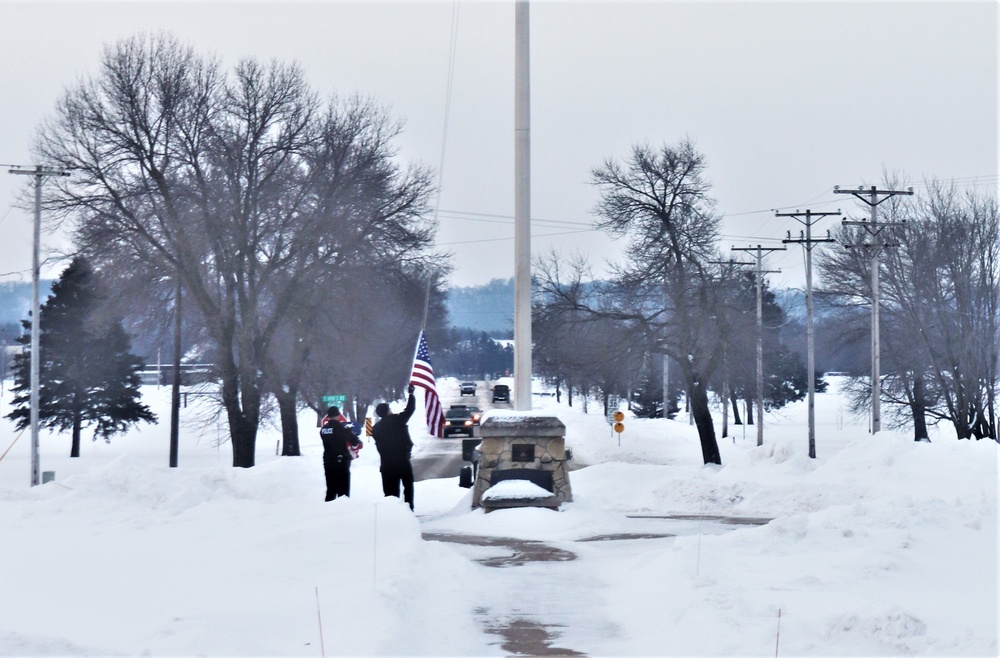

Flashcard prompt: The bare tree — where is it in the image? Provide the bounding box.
[819,176,998,441]
[533,278,644,416]
[534,141,725,464]
[533,253,603,407]
[255,94,441,455]
[596,141,728,463]
[35,34,439,466]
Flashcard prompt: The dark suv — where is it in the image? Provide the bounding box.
[443,408,475,437]
[492,384,510,403]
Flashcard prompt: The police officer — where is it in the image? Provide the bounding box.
[320,406,363,501]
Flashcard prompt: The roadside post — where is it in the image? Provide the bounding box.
[612,411,625,446]
[604,395,620,429]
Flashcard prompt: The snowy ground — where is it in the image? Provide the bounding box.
[0,376,996,656]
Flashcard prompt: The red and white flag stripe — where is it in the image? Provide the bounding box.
[409,331,445,438]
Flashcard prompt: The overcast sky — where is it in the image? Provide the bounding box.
[1,1,996,292]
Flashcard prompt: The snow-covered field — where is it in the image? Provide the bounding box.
[0,376,996,656]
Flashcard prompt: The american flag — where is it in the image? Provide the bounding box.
[410,331,445,437]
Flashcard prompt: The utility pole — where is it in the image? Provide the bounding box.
[729,246,785,447]
[513,0,532,410]
[662,283,669,423]
[779,209,840,459]
[834,185,911,434]
[8,165,71,486]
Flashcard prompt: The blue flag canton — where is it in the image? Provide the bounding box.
[417,336,432,363]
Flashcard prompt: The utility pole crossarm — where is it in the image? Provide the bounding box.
[774,210,844,218]
[730,245,787,259]
[8,166,72,178]
[710,257,781,276]
[844,242,900,249]
[777,211,841,247]
[782,233,838,246]
[709,259,755,268]
[842,219,906,239]
[842,219,906,226]
[834,184,914,208]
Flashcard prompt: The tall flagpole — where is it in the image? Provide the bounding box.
[412,277,433,387]
[419,277,432,333]
[513,0,532,410]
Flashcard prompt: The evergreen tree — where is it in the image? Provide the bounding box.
[720,273,818,419]
[7,257,155,457]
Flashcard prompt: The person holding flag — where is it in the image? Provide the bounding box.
[371,330,446,511]
[372,385,416,510]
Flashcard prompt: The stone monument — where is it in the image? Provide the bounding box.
[472,415,572,511]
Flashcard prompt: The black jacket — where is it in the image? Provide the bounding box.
[320,416,362,463]
[372,392,416,466]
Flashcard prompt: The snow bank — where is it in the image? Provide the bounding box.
[0,378,995,656]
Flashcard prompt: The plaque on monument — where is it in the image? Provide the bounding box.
[511,443,535,463]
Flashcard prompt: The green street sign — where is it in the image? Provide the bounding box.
[318,395,349,427]
[322,395,347,409]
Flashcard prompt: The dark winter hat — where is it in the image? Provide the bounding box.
[326,406,340,418]
[375,402,390,418]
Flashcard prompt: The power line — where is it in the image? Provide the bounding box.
[438,174,996,231]
[0,186,33,226]
[436,227,596,247]
[719,234,785,243]
[439,194,847,235]
[437,209,593,228]
[431,2,461,227]
[907,174,998,190]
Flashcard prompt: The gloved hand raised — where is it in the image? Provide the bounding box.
[407,384,415,395]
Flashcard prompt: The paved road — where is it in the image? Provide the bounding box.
[411,379,507,482]
[411,439,467,481]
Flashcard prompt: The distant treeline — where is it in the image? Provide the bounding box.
[445,278,514,334]
[0,280,54,325]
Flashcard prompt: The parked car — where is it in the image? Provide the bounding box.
[443,407,475,437]
[451,404,483,425]
[492,384,510,403]
[459,381,476,396]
